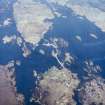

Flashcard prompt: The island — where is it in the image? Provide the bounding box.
[32,66,80,105]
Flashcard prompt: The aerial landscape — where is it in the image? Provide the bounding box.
[0,0,105,105]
